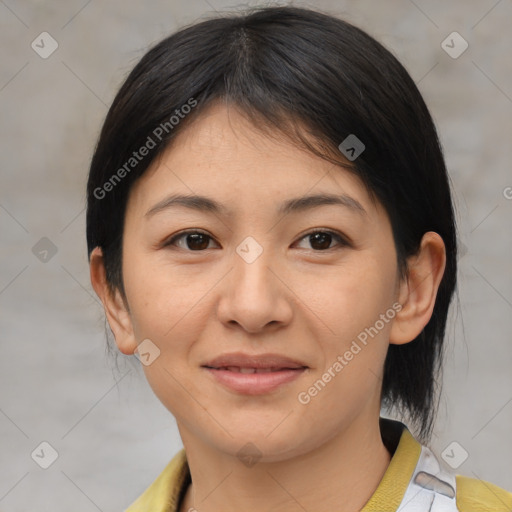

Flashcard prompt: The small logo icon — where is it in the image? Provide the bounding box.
[31,441,59,469]
[236,236,263,264]
[441,441,469,469]
[237,442,262,468]
[338,134,365,161]
[134,338,161,366]
[31,32,59,59]
[441,32,468,59]
[32,237,58,262]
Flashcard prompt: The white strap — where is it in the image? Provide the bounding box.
[397,445,459,511]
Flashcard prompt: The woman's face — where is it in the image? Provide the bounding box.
[118,102,402,461]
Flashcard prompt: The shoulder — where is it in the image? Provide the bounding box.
[456,475,512,512]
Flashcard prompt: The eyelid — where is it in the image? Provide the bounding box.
[294,228,352,249]
[163,229,216,249]
[163,227,351,251]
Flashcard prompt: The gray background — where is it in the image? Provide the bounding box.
[1,0,511,510]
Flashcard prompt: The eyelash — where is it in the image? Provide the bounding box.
[162,228,351,252]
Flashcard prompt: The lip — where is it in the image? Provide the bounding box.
[202,352,308,395]
[203,352,308,370]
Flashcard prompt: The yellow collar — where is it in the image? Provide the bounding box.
[362,418,421,510]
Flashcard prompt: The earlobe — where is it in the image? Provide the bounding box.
[89,247,138,355]
[389,232,446,345]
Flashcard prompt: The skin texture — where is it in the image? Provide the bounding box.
[90,101,446,512]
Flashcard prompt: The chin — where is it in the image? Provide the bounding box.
[207,426,312,463]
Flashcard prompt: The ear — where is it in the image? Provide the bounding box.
[389,232,446,345]
[89,247,137,355]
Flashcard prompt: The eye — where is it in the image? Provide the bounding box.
[295,229,350,251]
[163,230,218,251]
[163,228,350,252]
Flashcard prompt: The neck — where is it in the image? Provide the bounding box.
[178,412,392,512]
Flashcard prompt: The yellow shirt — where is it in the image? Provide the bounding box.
[125,419,512,512]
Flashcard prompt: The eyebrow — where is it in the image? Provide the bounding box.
[144,192,366,219]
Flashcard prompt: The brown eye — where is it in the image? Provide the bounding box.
[309,232,332,250]
[164,229,349,252]
[296,230,349,251]
[165,230,216,251]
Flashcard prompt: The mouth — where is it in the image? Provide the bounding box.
[203,366,305,373]
[201,353,308,395]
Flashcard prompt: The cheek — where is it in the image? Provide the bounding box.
[121,249,212,393]
[302,254,397,345]
[294,274,394,433]
[122,248,204,340]
[294,252,397,403]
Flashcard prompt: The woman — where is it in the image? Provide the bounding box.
[86,6,512,511]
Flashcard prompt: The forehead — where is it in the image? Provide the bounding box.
[125,102,381,221]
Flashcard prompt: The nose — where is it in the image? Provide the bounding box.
[216,239,293,334]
